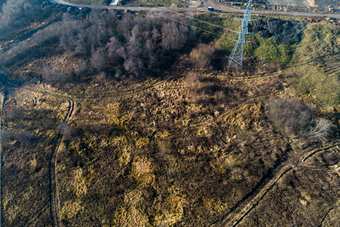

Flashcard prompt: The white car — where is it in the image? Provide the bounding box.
[110,0,120,6]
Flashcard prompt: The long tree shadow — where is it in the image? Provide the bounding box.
[3,107,63,226]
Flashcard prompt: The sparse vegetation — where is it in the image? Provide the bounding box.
[1,2,339,227]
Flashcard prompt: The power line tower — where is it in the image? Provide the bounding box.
[228,0,253,71]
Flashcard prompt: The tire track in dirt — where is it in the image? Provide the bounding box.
[301,143,340,163]
[213,142,340,227]
[189,91,280,131]
[28,78,269,225]
[23,70,329,226]
[319,206,339,227]
[49,97,76,227]
[17,87,77,226]
[26,76,177,102]
[25,63,291,104]
[24,204,49,227]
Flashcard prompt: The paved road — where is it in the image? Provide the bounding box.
[51,0,340,18]
[51,0,196,12]
[207,0,340,19]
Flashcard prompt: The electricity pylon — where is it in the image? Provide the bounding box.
[228,0,253,71]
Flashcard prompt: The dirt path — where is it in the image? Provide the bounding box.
[214,142,340,227]
[50,97,76,227]
[22,66,337,226]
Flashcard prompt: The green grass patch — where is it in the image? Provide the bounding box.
[293,22,339,62]
[289,22,340,108]
[254,35,290,66]
[290,65,340,107]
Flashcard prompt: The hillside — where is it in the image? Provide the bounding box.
[0,0,339,226]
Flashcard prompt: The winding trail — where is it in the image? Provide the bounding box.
[214,142,340,227]
[19,52,338,226]
[20,84,339,227]
[20,75,337,226]
[1,0,337,222]
[49,97,76,227]
[319,206,339,227]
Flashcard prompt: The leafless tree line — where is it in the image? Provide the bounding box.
[1,8,194,81]
[58,11,193,78]
[0,0,48,31]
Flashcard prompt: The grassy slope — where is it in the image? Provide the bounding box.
[288,22,340,109]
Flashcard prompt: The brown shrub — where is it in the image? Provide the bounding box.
[190,44,216,69]
[266,98,315,137]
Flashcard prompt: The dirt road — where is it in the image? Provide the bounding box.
[50,97,76,227]
[215,142,340,227]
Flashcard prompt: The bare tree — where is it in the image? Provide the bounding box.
[161,21,189,50]
[266,98,315,137]
[308,118,335,141]
[190,44,216,69]
[90,48,107,70]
